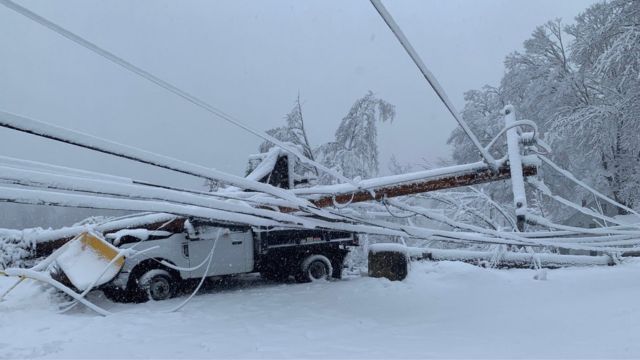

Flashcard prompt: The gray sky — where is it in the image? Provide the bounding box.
[0,0,598,190]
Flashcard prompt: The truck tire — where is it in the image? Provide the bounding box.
[138,269,177,301]
[296,254,333,283]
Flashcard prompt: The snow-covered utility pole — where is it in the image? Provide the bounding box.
[503,105,527,231]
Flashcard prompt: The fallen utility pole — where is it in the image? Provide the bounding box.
[295,163,538,210]
[367,243,616,281]
[411,247,615,268]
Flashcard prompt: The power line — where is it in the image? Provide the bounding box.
[369,0,498,169]
[0,0,357,187]
[0,109,332,216]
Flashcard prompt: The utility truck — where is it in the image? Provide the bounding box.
[101,218,357,302]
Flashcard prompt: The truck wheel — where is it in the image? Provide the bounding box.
[296,255,333,283]
[138,269,177,301]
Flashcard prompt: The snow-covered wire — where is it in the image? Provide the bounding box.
[468,187,517,229]
[381,199,640,252]
[0,0,358,189]
[381,198,416,219]
[331,193,356,209]
[0,154,130,184]
[594,196,609,228]
[369,0,497,169]
[539,155,640,217]
[525,213,640,237]
[0,110,340,220]
[0,163,328,226]
[0,154,295,209]
[411,191,504,230]
[527,178,628,227]
[483,120,539,152]
[157,253,212,272]
[0,184,292,228]
[386,199,528,243]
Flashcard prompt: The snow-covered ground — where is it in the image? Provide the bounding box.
[2,260,640,359]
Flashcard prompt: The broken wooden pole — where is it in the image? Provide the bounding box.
[309,163,537,210]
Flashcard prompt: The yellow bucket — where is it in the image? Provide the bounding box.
[55,232,125,291]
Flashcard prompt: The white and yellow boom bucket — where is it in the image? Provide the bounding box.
[54,231,125,291]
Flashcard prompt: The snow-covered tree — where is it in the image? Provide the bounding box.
[259,94,317,177]
[447,86,505,165]
[315,91,395,183]
[256,94,318,183]
[554,0,640,210]
[256,92,395,186]
[449,1,640,220]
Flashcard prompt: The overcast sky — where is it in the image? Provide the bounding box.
[0,0,598,190]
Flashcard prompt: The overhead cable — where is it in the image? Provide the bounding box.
[0,0,358,187]
[369,0,498,169]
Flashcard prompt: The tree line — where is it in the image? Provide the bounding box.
[448,0,640,222]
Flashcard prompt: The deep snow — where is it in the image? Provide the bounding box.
[1,260,640,358]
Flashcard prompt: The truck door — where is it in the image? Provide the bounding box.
[188,226,253,278]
